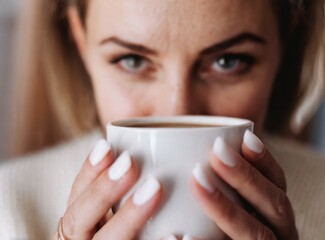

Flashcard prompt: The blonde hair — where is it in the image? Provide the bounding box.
[265,0,325,135]
[10,0,325,157]
[10,0,99,156]
[291,1,325,132]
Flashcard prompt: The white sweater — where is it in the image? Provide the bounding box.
[0,131,324,240]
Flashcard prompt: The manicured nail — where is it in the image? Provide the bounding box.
[213,137,238,167]
[243,130,264,154]
[133,176,161,206]
[183,234,198,240]
[108,151,132,181]
[192,163,215,193]
[162,235,177,240]
[89,139,111,166]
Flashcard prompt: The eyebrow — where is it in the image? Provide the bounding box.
[99,32,266,56]
[200,33,266,56]
[100,37,158,55]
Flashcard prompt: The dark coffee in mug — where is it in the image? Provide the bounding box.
[128,123,223,128]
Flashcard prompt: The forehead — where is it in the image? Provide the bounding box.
[87,0,277,50]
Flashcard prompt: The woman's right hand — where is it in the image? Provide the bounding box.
[53,139,163,240]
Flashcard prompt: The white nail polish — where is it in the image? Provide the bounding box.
[133,176,161,206]
[89,139,111,166]
[213,137,238,167]
[243,130,264,154]
[183,234,197,240]
[192,163,215,193]
[162,235,177,240]
[108,151,132,181]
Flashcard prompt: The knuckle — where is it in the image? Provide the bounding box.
[218,196,236,222]
[277,169,287,192]
[277,180,287,193]
[243,165,259,188]
[63,209,78,238]
[274,191,291,219]
[90,181,114,206]
[256,226,276,240]
[69,184,81,204]
[92,232,100,240]
[81,166,95,183]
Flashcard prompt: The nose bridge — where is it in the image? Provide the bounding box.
[168,79,189,114]
[153,58,204,116]
[164,65,192,115]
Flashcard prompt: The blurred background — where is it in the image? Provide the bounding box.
[0,0,21,161]
[0,0,324,161]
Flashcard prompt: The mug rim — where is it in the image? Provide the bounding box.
[107,115,253,131]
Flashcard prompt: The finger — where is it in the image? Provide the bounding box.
[52,232,58,240]
[94,177,163,240]
[182,234,205,240]
[69,139,114,205]
[161,235,178,240]
[63,151,139,240]
[242,130,286,191]
[211,138,297,239]
[191,169,276,240]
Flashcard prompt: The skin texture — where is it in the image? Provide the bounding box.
[57,0,298,239]
[79,0,281,133]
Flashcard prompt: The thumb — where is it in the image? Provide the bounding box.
[183,234,201,240]
[161,234,178,240]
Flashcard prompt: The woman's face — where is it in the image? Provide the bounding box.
[72,0,281,132]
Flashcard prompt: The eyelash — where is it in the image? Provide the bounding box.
[210,54,255,74]
[221,54,255,66]
[109,53,256,78]
[110,54,143,64]
[109,54,150,75]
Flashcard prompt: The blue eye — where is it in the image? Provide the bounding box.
[214,57,238,70]
[111,54,148,74]
[212,54,254,74]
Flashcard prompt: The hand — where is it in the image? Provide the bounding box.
[53,139,163,240]
[162,234,203,240]
[191,130,298,239]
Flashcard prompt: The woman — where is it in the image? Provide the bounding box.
[0,0,324,239]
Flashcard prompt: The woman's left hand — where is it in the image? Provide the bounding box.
[191,130,298,240]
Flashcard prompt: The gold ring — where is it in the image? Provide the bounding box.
[57,217,70,240]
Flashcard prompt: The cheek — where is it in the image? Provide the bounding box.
[235,89,271,127]
[206,81,273,131]
[93,81,149,124]
[83,51,132,124]
[95,87,136,124]
[87,61,153,124]
[84,47,162,125]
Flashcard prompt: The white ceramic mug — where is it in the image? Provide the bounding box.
[107,116,253,240]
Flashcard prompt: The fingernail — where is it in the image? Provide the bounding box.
[213,137,238,167]
[133,176,161,206]
[162,235,177,240]
[89,139,111,166]
[243,130,264,154]
[192,163,215,193]
[108,151,132,181]
[183,234,198,240]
